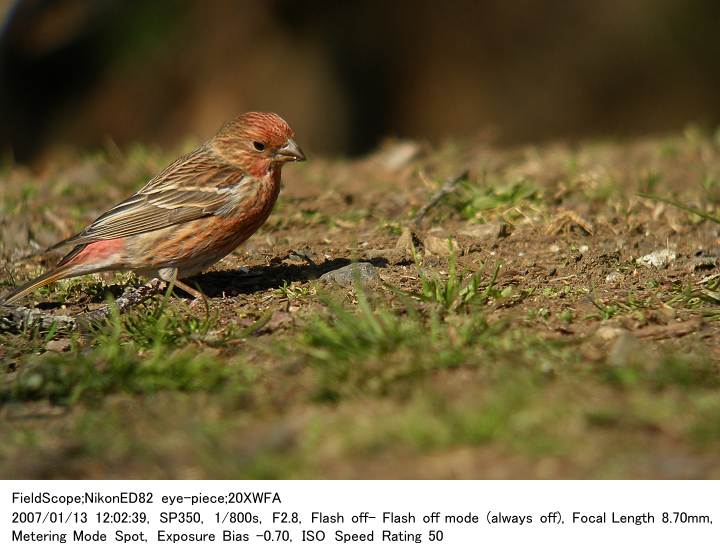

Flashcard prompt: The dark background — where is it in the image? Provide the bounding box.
[2,0,720,164]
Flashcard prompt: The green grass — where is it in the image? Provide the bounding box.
[412,247,505,312]
[1,298,248,404]
[276,281,316,301]
[2,282,719,477]
[668,277,720,320]
[450,177,539,221]
[298,285,478,400]
[6,342,244,405]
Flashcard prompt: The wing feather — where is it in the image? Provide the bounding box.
[51,146,251,249]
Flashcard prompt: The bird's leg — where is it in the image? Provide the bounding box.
[160,268,205,300]
[161,269,209,316]
[173,279,204,300]
[178,278,211,315]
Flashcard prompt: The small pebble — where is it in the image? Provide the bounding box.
[457,222,509,241]
[636,248,677,269]
[45,339,71,353]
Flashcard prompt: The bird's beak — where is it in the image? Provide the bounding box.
[275,138,306,162]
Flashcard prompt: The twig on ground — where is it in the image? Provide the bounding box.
[289,249,316,267]
[0,278,165,334]
[413,169,469,228]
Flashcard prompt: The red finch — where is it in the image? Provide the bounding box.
[3,112,305,304]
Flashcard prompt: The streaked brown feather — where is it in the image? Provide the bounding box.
[50,145,251,250]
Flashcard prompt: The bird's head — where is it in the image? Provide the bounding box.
[211,112,305,176]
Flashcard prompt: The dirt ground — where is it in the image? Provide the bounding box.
[2,129,720,478]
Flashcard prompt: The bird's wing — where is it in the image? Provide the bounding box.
[51,146,252,249]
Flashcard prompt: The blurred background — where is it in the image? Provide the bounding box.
[2,0,720,165]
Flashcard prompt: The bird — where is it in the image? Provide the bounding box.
[3,111,305,304]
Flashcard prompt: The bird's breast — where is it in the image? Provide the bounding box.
[129,172,281,268]
[224,172,281,232]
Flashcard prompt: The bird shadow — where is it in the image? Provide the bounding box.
[29,255,389,306]
[179,256,389,298]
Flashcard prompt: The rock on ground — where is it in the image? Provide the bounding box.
[319,262,380,287]
[636,248,677,269]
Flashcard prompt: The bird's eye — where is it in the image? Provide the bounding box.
[252,141,266,152]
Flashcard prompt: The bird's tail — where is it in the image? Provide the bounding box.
[2,266,79,305]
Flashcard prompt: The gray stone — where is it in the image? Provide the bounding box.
[636,248,677,269]
[319,263,380,287]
